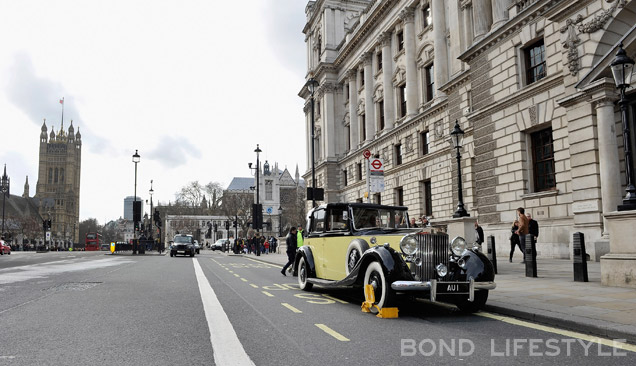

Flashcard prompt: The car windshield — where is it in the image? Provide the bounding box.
[174,236,192,243]
[352,206,410,230]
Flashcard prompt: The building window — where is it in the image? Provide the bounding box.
[343,170,348,186]
[378,100,385,131]
[357,163,363,181]
[421,130,429,155]
[361,113,366,141]
[425,64,435,101]
[395,187,404,206]
[377,51,383,71]
[422,5,431,28]
[399,84,407,118]
[397,30,404,52]
[345,84,349,101]
[54,168,58,183]
[48,168,52,184]
[525,39,546,85]
[316,101,321,118]
[360,69,365,87]
[317,35,322,58]
[395,144,403,165]
[531,128,556,192]
[346,125,351,151]
[421,180,432,216]
[265,180,273,200]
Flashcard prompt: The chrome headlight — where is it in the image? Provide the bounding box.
[400,234,418,256]
[436,263,448,277]
[451,236,467,256]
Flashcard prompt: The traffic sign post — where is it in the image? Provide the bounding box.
[368,158,385,194]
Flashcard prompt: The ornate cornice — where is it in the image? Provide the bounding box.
[377,31,392,47]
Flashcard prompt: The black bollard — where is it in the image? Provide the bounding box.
[524,235,537,277]
[486,235,498,274]
[573,232,589,282]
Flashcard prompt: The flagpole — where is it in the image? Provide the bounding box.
[60,97,64,126]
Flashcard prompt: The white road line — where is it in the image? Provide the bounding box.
[193,258,255,366]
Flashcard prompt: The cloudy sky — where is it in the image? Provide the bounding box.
[0,0,309,222]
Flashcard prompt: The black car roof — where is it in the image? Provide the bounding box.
[312,202,408,211]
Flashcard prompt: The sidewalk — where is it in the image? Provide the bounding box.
[230,250,636,344]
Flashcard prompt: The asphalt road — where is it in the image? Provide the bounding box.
[1,251,635,365]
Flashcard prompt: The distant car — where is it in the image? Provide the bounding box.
[194,240,200,254]
[170,234,195,257]
[0,240,10,255]
[212,239,229,251]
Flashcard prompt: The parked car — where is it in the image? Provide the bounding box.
[293,203,496,312]
[170,234,195,257]
[194,240,200,254]
[211,239,229,251]
[0,240,10,255]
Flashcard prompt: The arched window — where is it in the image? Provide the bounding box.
[48,168,53,184]
[60,168,65,183]
[54,168,58,183]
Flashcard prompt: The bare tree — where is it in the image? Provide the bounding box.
[204,182,224,209]
[221,192,253,237]
[176,181,205,207]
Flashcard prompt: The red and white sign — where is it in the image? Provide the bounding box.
[363,149,371,159]
[370,158,384,173]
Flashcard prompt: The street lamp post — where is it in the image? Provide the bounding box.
[149,180,154,240]
[278,206,283,237]
[610,43,636,211]
[306,78,319,208]
[450,120,469,218]
[132,150,140,254]
[248,145,262,256]
[1,164,9,237]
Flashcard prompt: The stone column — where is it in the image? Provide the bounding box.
[432,0,448,96]
[595,96,623,236]
[363,52,376,141]
[379,32,395,130]
[492,0,511,28]
[473,0,493,41]
[322,83,336,159]
[400,8,419,117]
[461,1,474,51]
[348,70,360,149]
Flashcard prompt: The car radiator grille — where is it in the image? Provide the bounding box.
[415,233,449,281]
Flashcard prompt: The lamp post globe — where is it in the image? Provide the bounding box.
[610,44,636,210]
[450,120,469,218]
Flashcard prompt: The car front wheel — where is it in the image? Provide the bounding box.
[363,261,395,309]
[456,290,489,313]
[297,256,313,291]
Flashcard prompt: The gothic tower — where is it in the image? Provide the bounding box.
[35,118,82,245]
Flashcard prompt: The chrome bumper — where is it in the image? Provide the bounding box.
[391,278,497,302]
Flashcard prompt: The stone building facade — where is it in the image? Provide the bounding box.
[300,0,636,260]
[35,120,82,245]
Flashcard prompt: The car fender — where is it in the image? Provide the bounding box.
[293,246,316,278]
[355,245,411,286]
[457,250,496,282]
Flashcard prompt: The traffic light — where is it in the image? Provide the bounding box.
[153,210,161,226]
[214,223,218,231]
[233,220,237,228]
[225,221,230,230]
[46,220,52,230]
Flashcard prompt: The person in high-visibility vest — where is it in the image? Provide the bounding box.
[296,225,304,248]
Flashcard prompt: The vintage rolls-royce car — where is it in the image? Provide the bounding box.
[293,203,496,312]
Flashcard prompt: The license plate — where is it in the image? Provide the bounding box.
[436,282,469,295]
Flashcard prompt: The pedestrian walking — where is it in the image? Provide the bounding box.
[526,213,539,248]
[509,220,521,262]
[296,225,304,248]
[281,227,297,276]
[474,221,484,246]
[515,207,529,262]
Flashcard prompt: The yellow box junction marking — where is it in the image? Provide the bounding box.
[233,274,240,277]
[281,303,303,313]
[240,278,248,282]
[315,324,350,342]
[250,284,259,288]
[262,291,274,297]
[476,312,636,353]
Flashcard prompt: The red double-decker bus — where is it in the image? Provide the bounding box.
[85,232,103,251]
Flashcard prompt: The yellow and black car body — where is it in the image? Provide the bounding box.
[293,203,496,312]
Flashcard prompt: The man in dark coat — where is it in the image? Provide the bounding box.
[526,213,539,246]
[281,227,297,276]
